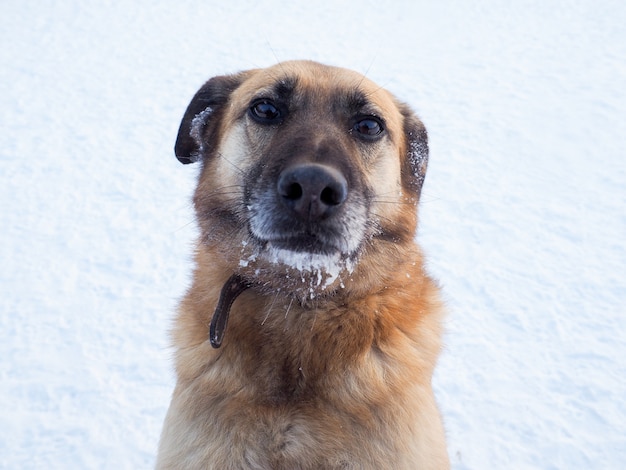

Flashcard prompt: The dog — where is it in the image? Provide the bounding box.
[156,60,448,469]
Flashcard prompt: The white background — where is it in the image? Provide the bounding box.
[1,1,624,468]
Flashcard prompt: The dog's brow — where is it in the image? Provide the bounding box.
[253,76,297,101]
[250,76,297,105]
[347,90,368,109]
[345,90,382,117]
[273,76,297,99]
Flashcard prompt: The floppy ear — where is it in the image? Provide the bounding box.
[174,72,250,164]
[399,104,429,199]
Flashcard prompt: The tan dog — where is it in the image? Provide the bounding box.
[157,61,448,469]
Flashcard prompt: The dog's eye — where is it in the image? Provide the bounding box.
[353,117,384,139]
[249,100,282,123]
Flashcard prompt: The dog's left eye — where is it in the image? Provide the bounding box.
[249,100,282,123]
[353,117,384,139]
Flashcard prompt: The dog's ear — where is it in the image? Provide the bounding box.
[175,72,250,164]
[399,105,429,199]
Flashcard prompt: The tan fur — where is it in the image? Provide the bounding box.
[157,61,448,469]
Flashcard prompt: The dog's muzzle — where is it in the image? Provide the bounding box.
[248,161,360,256]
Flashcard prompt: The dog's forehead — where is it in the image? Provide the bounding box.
[232,61,402,121]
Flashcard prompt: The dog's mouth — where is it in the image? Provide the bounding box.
[246,204,365,262]
[253,232,345,256]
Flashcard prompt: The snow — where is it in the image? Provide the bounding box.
[263,245,355,291]
[1,0,625,468]
[189,106,214,157]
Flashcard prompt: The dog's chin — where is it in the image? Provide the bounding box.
[236,237,358,300]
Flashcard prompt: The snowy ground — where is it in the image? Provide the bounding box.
[1,1,625,468]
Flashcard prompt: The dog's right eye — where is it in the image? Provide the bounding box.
[249,100,282,123]
[352,116,385,141]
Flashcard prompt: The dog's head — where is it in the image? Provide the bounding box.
[176,61,428,300]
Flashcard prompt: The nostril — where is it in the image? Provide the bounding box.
[284,182,303,201]
[320,185,343,206]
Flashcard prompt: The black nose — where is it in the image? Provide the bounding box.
[277,164,348,221]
